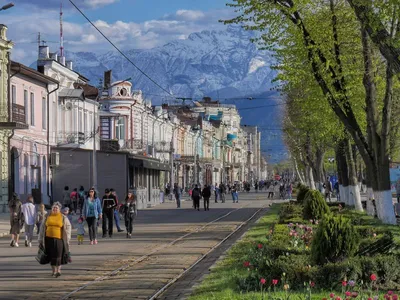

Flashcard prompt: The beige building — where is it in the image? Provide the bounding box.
[0,25,14,211]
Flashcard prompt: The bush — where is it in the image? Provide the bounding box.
[311,215,359,265]
[303,190,330,220]
[279,203,303,224]
[296,185,310,204]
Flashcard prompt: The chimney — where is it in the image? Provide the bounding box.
[0,24,8,41]
[39,46,50,59]
[50,52,58,61]
[58,56,66,66]
[66,60,73,70]
[104,70,112,89]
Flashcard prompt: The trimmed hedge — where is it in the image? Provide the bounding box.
[311,215,359,265]
[303,190,330,220]
[296,184,310,204]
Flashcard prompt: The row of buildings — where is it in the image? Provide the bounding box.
[0,24,266,211]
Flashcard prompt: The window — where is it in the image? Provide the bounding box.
[30,92,34,126]
[24,90,28,123]
[100,117,110,139]
[42,97,46,129]
[116,117,125,140]
[11,85,16,103]
[84,112,87,134]
[79,110,83,132]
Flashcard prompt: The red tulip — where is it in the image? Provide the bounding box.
[310,281,315,287]
[260,278,266,285]
[392,294,398,300]
[388,291,393,296]
[370,274,377,281]
[368,298,373,300]
[258,243,263,249]
[272,279,278,285]
[345,292,351,297]
[243,261,250,267]
[342,281,347,287]
[336,297,342,300]
[330,293,335,298]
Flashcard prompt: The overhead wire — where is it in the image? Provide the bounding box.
[69,0,173,97]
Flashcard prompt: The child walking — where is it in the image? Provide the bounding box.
[77,217,85,245]
[36,204,47,234]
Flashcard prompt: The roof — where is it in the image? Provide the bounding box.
[59,88,84,100]
[74,83,99,100]
[11,61,59,85]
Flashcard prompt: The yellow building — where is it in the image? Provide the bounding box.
[0,24,13,211]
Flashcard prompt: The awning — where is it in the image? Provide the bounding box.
[129,156,171,171]
[59,88,85,100]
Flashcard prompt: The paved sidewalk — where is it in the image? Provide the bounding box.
[0,191,270,300]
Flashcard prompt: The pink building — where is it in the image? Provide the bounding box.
[9,61,58,204]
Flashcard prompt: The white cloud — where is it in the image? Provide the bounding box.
[3,8,236,65]
[5,0,119,10]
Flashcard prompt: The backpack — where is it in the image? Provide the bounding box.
[192,189,200,198]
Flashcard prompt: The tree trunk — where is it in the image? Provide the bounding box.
[306,165,316,190]
[315,147,325,182]
[345,138,363,211]
[293,157,305,184]
[337,140,349,205]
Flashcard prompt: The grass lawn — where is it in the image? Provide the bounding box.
[188,204,399,300]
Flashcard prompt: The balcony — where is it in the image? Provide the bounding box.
[0,104,29,129]
[122,139,144,151]
[100,139,120,152]
[57,131,85,146]
[154,141,170,152]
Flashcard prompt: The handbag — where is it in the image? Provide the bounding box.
[35,243,49,265]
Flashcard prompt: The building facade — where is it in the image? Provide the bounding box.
[0,25,13,211]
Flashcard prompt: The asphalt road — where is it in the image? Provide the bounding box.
[0,191,273,300]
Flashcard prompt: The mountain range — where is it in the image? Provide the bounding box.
[63,25,287,164]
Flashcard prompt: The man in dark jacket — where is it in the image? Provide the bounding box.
[102,188,117,238]
[219,183,226,203]
[202,185,211,211]
[191,184,202,211]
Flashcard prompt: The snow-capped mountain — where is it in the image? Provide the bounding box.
[66,25,286,163]
[68,25,277,99]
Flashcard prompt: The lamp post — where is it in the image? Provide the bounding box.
[328,157,335,176]
[0,3,14,11]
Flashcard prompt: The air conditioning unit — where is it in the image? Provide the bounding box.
[65,102,73,110]
[50,152,60,167]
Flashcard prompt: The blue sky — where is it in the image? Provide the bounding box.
[0,0,235,64]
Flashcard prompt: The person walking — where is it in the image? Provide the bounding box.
[38,202,71,278]
[110,188,124,233]
[21,195,36,247]
[173,183,182,208]
[202,185,211,211]
[36,204,47,234]
[82,188,102,245]
[61,186,71,210]
[78,186,85,214]
[232,185,239,203]
[191,184,202,211]
[9,193,23,247]
[122,191,137,238]
[70,188,78,215]
[214,183,219,203]
[323,177,333,202]
[76,217,85,245]
[219,183,226,203]
[102,189,117,238]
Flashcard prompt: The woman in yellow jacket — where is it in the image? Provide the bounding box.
[38,202,71,277]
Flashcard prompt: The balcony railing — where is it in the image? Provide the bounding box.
[100,139,120,152]
[12,103,26,124]
[57,131,85,145]
[123,139,144,151]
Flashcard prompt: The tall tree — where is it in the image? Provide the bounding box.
[226,0,398,223]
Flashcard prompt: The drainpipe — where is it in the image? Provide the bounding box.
[7,55,21,205]
[46,83,60,205]
[130,100,137,147]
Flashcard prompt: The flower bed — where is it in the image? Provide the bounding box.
[189,198,400,300]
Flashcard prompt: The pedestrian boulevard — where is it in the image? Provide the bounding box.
[0,191,272,300]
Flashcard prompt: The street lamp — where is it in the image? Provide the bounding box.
[0,2,14,11]
[328,157,335,176]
